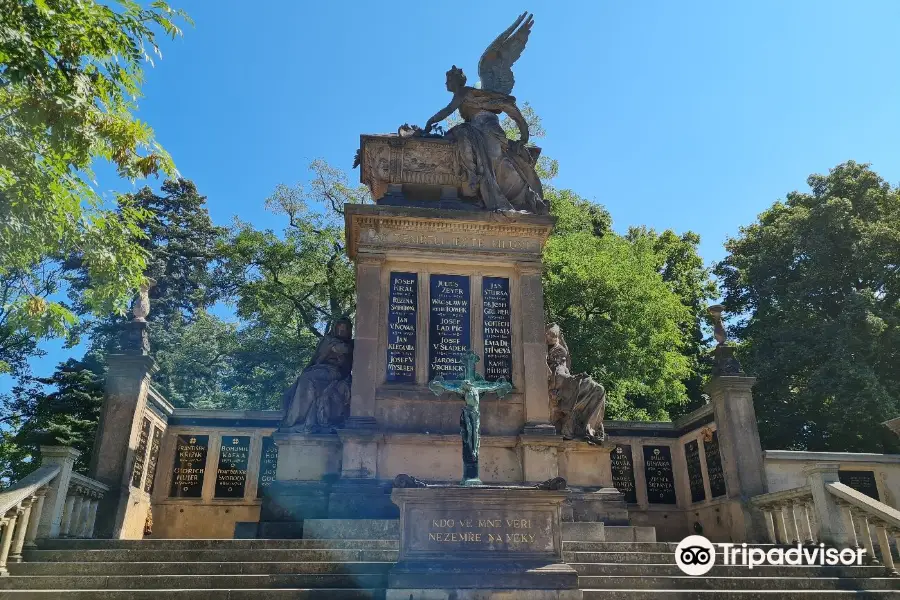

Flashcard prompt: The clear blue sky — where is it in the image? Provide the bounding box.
[22,0,900,378]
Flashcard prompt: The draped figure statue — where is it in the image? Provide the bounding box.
[282,318,354,432]
[546,324,606,444]
[419,12,548,215]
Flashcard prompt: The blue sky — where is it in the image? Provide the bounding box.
[19,0,900,378]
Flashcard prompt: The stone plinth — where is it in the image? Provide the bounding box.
[388,486,580,599]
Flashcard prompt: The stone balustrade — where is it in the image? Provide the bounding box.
[0,446,108,576]
[751,462,900,576]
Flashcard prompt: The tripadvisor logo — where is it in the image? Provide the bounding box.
[675,535,866,576]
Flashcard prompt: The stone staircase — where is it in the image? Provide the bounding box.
[2,538,899,598]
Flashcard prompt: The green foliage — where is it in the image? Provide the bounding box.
[6,356,106,479]
[0,0,189,369]
[544,191,693,420]
[717,161,900,452]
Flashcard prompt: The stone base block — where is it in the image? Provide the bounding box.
[327,479,398,519]
[387,589,582,600]
[303,518,399,539]
[257,521,304,538]
[260,481,330,522]
[389,561,579,590]
[562,487,628,525]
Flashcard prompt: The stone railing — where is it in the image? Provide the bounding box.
[828,481,900,575]
[0,445,108,576]
[751,462,900,575]
[58,473,108,539]
[750,485,816,545]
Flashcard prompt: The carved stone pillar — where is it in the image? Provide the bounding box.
[344,251,384,430]
[36,446,80,539]
[517,262,553,435]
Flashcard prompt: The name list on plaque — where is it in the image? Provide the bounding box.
[684,439,706,503]
[643,445,677,505]
[482,277,512,382]
[257,436,279,498]
[387,272,418,383]
[130,417,151,489]
[611,444,637,503]
[169,434,208,498]
[215,435,251,498]
[143,425,163,494]
[704,431,727,498]
[838,470,880,501]
[429,274,471,380]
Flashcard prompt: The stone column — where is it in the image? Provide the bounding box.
[344,252,384,431]
[805,462,854,547]
[36,446,80,539]
[517,262,554,435]
[8,500,32,562]
[0,513,19,576]
[24,491,46,549]
[706,367,767,542]
[90,351,157,539]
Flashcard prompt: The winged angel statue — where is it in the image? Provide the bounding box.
[419,12,548,214]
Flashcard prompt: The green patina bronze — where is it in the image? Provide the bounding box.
[428,350,512,485]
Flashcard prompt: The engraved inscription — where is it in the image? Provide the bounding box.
[838,470,879,501]
[643,445,677,505]
[387,272,418,383]
[360,229,541,253]
[429,274,471,380]
[143,425,163,494]
[408,507,554,554]
[685,439,706,503]
[482,277,512,382]
[170,435,208,498]
[215,436,250,498]
[611,444,637,503]
[130,417,151,489]
[256,436,278,498]
[704,431,727,498]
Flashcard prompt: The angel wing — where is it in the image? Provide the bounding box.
[478,11,534,95]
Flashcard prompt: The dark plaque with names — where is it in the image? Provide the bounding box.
[215,435,251,498]
[482,277,512,382]
[143,425,163,494]
[643,445,677,505]
[685,440,706,503]
[704,431,727,498]
[257,436,279,498]
[839,470,880,501]
[387,272,418,382]
[429,274,471,380]
[611,444,637,503]
[169,434,208,498]
[130,417,151,489]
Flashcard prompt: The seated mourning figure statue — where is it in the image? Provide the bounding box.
[282,318,354,432]
[546,324,606,444]
[418,12,548,215]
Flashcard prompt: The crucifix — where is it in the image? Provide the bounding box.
[428,350,512,486]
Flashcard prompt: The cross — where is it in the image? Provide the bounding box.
[428,350,512,485]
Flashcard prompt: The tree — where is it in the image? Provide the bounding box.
[544,190,693,420]
[0,0,189,369]
[628,227,718,416]
[717,161,900,452]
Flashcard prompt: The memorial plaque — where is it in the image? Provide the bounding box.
[704,431,727,498]
[429,274,471,380]
[256,436,278,498]
[387,272,418,383]
[482,277,512,382]
[411,508,554,554]
[839,470,880,501]
[215,435,251,498]
[130,417,151,489]
[169,434,208,498]
[643,445,677,505]
[685,439,706,503]
[142,426,163,494]
[611,444,637,503]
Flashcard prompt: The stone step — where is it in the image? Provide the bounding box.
[36,539,399,551]
[0,574,389,591]
[564,542,677,552]
[578,575,900,591]
[564,551,676,564]
[22,549,399,563]
[10,561,393,577]
[571,563,890,578]
[582,591,899,599]
[0,590,385,599]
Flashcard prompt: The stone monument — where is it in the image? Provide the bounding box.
[262,10,622,552]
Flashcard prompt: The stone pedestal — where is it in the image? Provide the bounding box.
[388,486,581,599]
